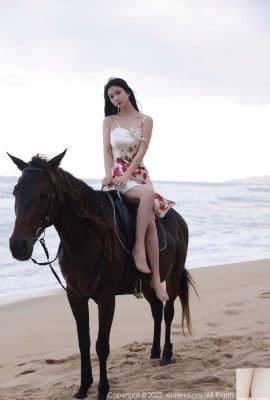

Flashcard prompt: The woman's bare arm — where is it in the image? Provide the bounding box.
[102,117,113,184]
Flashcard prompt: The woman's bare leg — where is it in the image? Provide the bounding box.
[236,368,254,398]
[126,187,155,273]
[124,186,169,302]
[145,211,169,302]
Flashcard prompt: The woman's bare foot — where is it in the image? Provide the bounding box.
[132,247,151,274]
[150,279,169,302]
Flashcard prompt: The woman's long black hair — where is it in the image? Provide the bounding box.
[104,77,140,116]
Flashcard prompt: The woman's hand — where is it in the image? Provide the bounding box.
[102,176,113,187]
[113,173,130,190]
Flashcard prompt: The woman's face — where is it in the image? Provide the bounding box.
[107,85,130,109]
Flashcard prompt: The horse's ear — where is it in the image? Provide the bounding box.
[49,149,67,169]
[6,153,28,171]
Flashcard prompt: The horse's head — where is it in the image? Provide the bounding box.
[7,150,67,261]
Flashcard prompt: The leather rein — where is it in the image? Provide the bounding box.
[22,166,107,299]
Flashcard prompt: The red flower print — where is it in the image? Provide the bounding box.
[143,173,147,180]
[113,167,121,177]
[116,157,123,165]
[155,193,163,201]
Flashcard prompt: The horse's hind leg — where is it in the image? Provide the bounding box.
[160,276,178,366]
[161,298,176,365]
[143,288,163,359]
[67,295,93,399]
[162,265,193,366]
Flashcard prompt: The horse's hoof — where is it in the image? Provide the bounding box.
[73,388,88,399]
[150,353,160,359]
[97,392,108,400]
[150,349,161,359]
[159,358,172,366]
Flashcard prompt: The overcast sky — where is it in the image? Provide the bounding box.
[1,0,270,181]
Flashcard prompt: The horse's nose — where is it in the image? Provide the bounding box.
[9,236,31,261]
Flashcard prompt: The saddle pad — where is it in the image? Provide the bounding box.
[106,191,167,254]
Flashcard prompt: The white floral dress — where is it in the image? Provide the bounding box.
[105,114,175,218]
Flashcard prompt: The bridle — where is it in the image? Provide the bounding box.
[19,165,107,298]
[22,166,56,240]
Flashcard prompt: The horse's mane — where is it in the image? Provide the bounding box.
[29,155,116,259]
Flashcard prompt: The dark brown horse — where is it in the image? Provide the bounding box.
[8,150,195,400]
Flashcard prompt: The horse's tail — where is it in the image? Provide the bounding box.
[179,268,198,335]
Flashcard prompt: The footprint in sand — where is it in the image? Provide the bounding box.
[52,382,62,388]
[258,291,270,298]
[16,369,36,377]
[206,321,221,327]
[120,360,137,366]
[190,376,223,384]
[207,358,223,367]
[126,353,136,358]
[223,309,240,316]
[253,330,267,335]
[46,359,61,364]
[226,302,243,307]
[153,372,173,380]
[45,355,77,364]
[109,378,119,384]
[127,344,147,352]
[223,353,234,358]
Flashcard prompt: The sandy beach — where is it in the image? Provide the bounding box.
[1,258,270,399]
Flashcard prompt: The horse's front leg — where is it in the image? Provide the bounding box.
[67,294,93,399]
[96,293,115,400]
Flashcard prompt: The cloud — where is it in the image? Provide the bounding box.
[1,1,270,181]
[115,0,270,103]
[1,0,270,102]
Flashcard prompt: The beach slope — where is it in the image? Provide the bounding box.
[1,259,270,399]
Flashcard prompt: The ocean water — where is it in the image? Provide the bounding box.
[1,178,270,297]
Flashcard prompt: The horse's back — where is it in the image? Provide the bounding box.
[162,208,188,247]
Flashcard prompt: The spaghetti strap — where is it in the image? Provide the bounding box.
[142,114,147,123]
[140,137,149,147]
[141,115,149,147]
[112,115,120,127]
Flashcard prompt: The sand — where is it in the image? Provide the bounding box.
[1,258,270,399]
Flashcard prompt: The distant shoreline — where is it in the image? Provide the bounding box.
[1,175,270,185]
[226,175,270,184]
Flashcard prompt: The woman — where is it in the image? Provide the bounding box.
[102,77,175,303]
[236,368,270,398]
